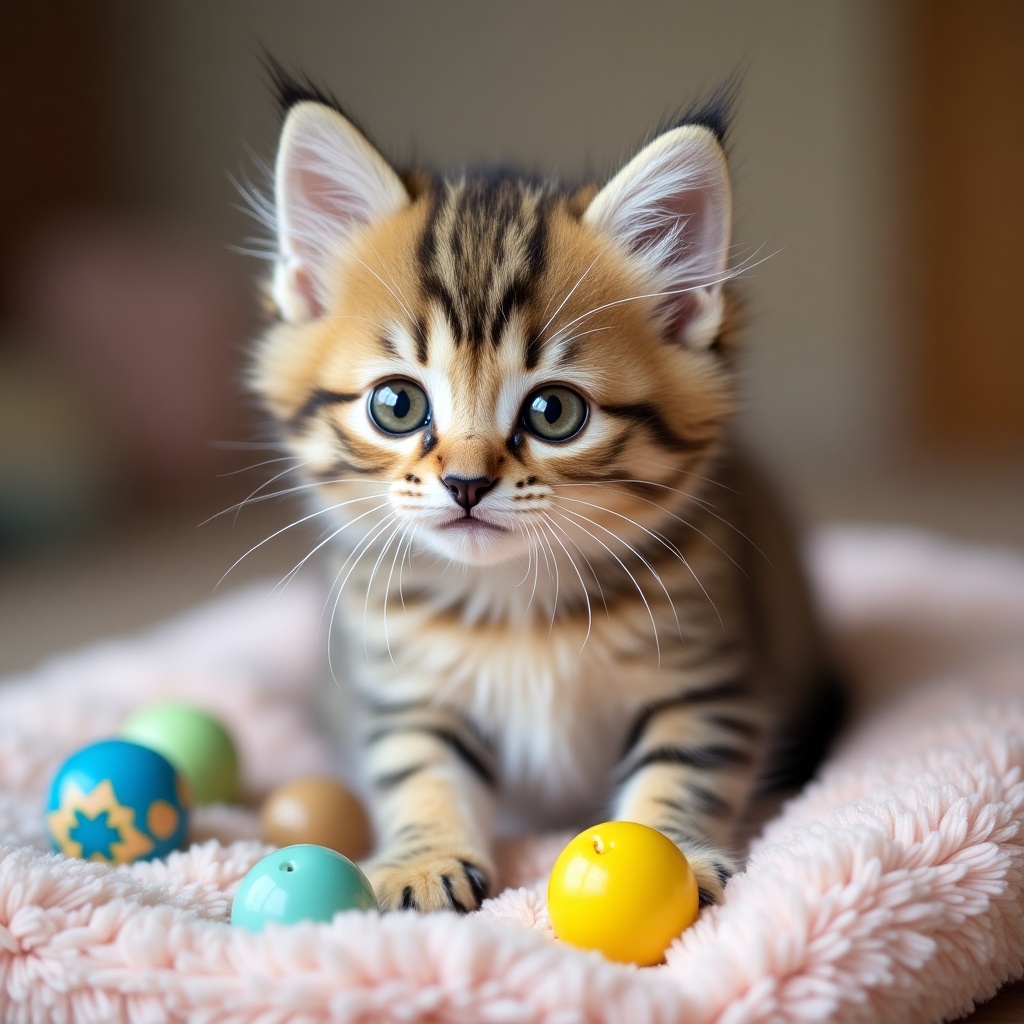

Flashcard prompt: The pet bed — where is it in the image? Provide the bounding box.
[1,526,1023,1023]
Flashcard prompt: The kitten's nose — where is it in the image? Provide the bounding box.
[443,475,496,511]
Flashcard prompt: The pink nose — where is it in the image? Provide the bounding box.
[443,475,496,511]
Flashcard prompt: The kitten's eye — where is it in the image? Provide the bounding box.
[368,379,430,435]
[522,385,588,442]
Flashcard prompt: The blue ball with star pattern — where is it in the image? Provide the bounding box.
[45,739,191,864]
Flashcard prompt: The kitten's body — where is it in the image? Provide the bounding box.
[324,451,822,829]
[252,82,835,913]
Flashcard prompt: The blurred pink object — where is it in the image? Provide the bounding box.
[18,218,255,491]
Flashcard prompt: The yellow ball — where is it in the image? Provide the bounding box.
[547,821,699,966]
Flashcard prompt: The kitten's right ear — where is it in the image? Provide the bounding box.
[583,124,732,349]
[273,103,409,322]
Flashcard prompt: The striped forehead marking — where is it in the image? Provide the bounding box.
[416,176,551,366]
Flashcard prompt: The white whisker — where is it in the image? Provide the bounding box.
[218,455,303,478]
[546,247,779,345]
[555,494,722,629]
[526,520,542,612]
[558,476,766,562]
[230,460,316,525]
[366,238,418,322]
[363,518,405,658]
[537,245,609,343]
[217,492,390,588]
[549,508,663,665]
[273,498,395,594]
[203,474,380,526]
[541,511,609,614]
[534,515,554,583]
[347,251,416,325]
[642,460,739,495]
[536,518,561,633]
[324,511,400,684]
[581,484,748,578]
[381,521,412,664]
[547,324,616,364]
[553,503,683,638]
[318,312,395,334]
[515,521,535,588]
[208,439,290,453]
[539,511,592,651]
[396,524,418,613]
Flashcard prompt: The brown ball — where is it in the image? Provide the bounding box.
[259,777,372,860]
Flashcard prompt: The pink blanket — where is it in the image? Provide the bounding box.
[2,527,1024,1023]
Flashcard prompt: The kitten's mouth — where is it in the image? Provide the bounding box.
[419,512,519,565]
[440,515,508,534]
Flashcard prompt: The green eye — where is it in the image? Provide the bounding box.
[523,385,588,442]
[368,379,430,435]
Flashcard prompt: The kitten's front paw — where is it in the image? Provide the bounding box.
[365,851,492,913]
[653,824,738,906]
[684,847,738,908]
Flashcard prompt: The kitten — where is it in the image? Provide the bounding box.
[249,75,837,913]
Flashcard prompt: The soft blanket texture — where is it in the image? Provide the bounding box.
[2,526,1024,1023]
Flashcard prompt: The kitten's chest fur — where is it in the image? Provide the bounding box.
[334,492,758,826]
[399,611,640,825]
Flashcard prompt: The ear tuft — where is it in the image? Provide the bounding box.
[584,125,732,348]
[662,76,739,146]
[272,103,409,322]
[261,53,351,125]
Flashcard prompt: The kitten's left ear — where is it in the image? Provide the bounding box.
[584,125,732,348]
[272,103,410,322]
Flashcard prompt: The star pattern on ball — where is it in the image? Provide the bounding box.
[46,779,155,863]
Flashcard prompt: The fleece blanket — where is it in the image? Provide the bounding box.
[1,526,1024,1024]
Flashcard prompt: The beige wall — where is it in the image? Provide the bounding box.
[5,2,1023,681]
[95,0,905,479]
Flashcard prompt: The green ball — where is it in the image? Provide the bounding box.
[230,844,379,931]
[122,702,240,806]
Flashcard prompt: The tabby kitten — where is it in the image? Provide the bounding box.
[250,79,830,913]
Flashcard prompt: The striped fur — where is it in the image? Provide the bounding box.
[251,96,829,914]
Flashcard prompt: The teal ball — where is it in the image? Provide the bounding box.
[231,844,379,931]
[45,739,191,864]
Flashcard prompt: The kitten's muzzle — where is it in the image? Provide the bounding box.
[443,475,497,512]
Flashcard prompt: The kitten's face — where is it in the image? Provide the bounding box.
[253,104,736,569]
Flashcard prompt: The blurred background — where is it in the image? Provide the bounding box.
[1,0,1023,675]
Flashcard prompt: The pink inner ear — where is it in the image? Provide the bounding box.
[271,105,410,323]
[659,290,705,343]
[641,180,730,343]
[289,157,375,234]
[585,128,732,348]
[291,264,321,319]
[666,183,728,280]
[279,158,365,314]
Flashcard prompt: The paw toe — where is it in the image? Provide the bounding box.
[366,854,492,913]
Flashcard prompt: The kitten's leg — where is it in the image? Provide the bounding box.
[360,705,496,913]
[611,679,761,907]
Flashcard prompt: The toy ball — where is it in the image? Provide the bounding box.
[121,702,240,806]
[547,821,699,966]
[231,844,378,931]
[260,777,372,860]
[46,739,191,864]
